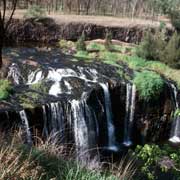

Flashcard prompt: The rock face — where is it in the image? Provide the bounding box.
[1,46,179,161]
[6,18,173,44]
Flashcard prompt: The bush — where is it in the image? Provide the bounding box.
[136,30,166,61]
[76,32,86,51]
[134,144,180,180]
[136,30,180,69]
[133,71,164,101]
[0,79,12,100]
[87,42,105,51]
[24,5,46,19]
[160,32,180,68]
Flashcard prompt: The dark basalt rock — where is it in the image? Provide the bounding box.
[6,18,173,44]
[0,46,179,153]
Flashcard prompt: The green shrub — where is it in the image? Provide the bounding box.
[87,42,105,51]
[134,144,180,180]
[133,71,164,101]
[0,80,12,100]
[24,5,46,19]
[59,40,75,49]
[30,82,48,94]
[136,30,166,61]
[74,51,89,59]
[76,32,86,51]
[160,32,180,68]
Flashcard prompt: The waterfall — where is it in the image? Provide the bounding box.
[27,70,44,85]
[123,83,136,147]
[169,83,180,143]
[70,100,89,160]
[42,105,48,138]
[100,83,118,151]
[19,110,32,145]
[49,102,65,142]
[8,63,23,85]
[49,82,62,96]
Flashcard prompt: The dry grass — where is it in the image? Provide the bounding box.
[12,9,172,29]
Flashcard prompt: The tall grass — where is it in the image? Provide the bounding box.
[0,131,137,180]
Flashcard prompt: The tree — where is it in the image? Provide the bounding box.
[0,0,18,68]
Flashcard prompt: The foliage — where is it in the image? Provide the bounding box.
[136,30,166,61]
[76,32,86,51]
[59,40,75,49]
[136,30,180,69]
[0,136,44,180]
[153,0,180,31]
[30,82,48,94]
[87,42,105,51]
[174,109,180,117]
[74,50,90,59]
[0,132,135,180]
[19,91,40,109]
[133,71,164,101]
[0,79,12,100]
[160,32,180,68]
[134,144,180,180]
[24,5,46,19]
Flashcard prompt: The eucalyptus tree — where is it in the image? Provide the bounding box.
[0,0,18,68]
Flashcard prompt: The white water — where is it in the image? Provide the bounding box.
[123,84,136,147]
[49,82,62,96]
[19,110,32,145]
[169,83,180,144]
[27,69,44,84]
[71,100,89,159]
[100,83,118,151]
[8,63,23,84]
[42,105,48,138]
[49,102,65,141]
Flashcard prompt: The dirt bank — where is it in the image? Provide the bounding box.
[6,17,173,44]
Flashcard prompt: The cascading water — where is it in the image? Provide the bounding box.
[123,83,136,147]
[100,83,118,151]
[169,83,180,144]
[49,102,65,142]
[8,63,23,85]
[19,110,32,145]
[42,105,48,138]
[71,100,89,160]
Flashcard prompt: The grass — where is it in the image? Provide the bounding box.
[0,132,136,180]
[62,40,180,91]
[0,79,13,100]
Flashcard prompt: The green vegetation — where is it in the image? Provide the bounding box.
[133,71,164,101]
[24,5,46,19]
[76,32,86,51]
[136,30,180,68]
[0,80,12,100]
[19,91,40,109]
[0,133,135,180]
[59,40,75,50]
[87,42,105,51]
[134,144,180,180]
[30,82,48,94]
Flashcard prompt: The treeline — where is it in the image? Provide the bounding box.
[2,0,172,18]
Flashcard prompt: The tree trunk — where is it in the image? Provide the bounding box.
[0,46,3,69]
